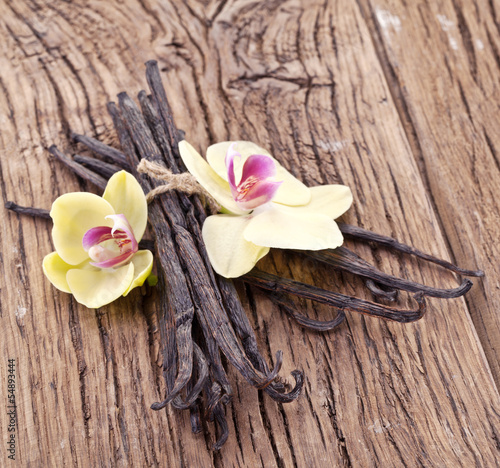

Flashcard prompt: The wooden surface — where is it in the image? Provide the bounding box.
[1,0,500,466]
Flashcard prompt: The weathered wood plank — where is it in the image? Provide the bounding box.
[357,0,500,386]
[0,0,499,467]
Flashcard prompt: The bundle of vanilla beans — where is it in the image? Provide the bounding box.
[6,61,483,449]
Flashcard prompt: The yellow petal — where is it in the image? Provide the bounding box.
[206,141,311,206]
[178,140,247,215]
[202,214,270,278]
[51,193,115,265]
[42,252,74,293]
[102,171,148,241]
[66,262,135,308]
[244,205,344,250]
[123,250,154,296]
[276,185,353,219]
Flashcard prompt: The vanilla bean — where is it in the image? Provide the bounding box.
[48,145,107,190]
[244,269,427,323]
[138,90,179,173]
[217,277,304,402]
[164,311,195,404]
[72,133,130,168]
[303,247,473,299]
[269,292,346,331]
[205,380,229,451]
[175,325,203,433]
[145,61,185,171]
[183,203,292,401]
[73,154,122,179]
[339,223,484,277]
[5,202,50,219]
[162,343,209,411]
[191,302,233,403]
[107,102,137,165]
[189,404,202,434]
[212,405,229,451]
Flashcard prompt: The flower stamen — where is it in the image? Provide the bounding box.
[83,214,138,268]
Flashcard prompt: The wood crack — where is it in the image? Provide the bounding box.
[323,370,353,468]
[258,391,286,468]
[67,300,91,440]
[60,53,98,136]
[95,311,131,462]
[451,0,478,82]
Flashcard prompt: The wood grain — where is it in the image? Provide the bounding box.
[1,0,499,466]
[357,0,500,386]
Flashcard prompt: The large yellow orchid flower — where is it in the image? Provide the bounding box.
[179,141,353,278]
[43,171,153,308]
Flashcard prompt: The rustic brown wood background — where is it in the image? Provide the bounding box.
[1,0,500,466]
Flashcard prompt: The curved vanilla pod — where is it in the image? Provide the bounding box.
[303,247,473,299]
[152,343,209,411]
[339,223,484,277]
[268,292,346,331]
[244,269,427,324]
[217,276,304,402]
[365,279,399,301]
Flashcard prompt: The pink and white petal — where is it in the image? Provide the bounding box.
[207,141,271,181]
[66,262,135,309]
[207,141,310,206]
[202,214,270,278]
[123,250,154,296]
[51,193,115,265]
[82,226,113,251]
[275,185,353,219]
[240,154,277,185]
[178,140,247,215]
[102,171,148,242]
[244,205,344,251]
[225,142,239,193]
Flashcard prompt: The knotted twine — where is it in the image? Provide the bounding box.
[137,159,221,214]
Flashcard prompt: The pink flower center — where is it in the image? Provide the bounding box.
[225,144,283,210]
[82,214,138,269]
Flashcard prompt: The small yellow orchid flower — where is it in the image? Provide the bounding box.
[179,140,353,278]
[42,170,153,308]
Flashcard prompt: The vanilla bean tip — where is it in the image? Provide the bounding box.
[366,279,398,301]
[150,400,168,411]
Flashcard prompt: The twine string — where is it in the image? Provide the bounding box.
[136,159,221,214]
